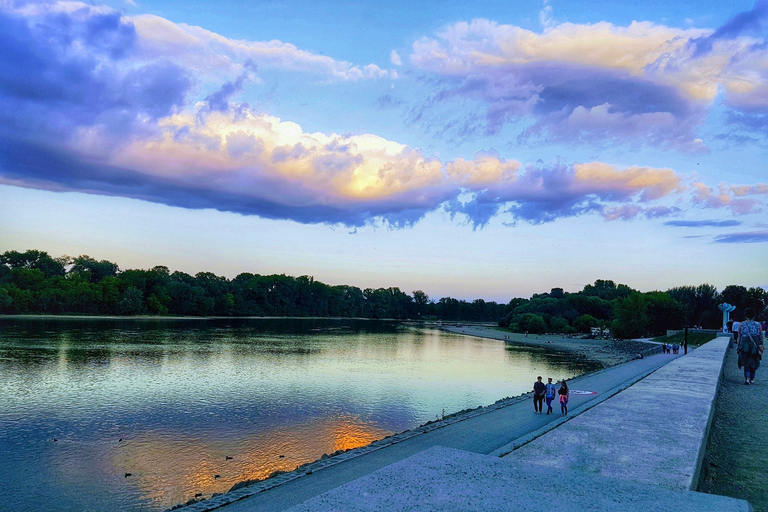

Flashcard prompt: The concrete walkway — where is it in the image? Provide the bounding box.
[277,336,751,512]
[178,351,682,511]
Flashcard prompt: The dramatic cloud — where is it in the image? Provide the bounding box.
[0,1,760,229]
[408,5,768,148]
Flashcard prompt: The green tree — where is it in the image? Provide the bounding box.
[574,314,599,333]
[582,279,635,301]
[549,316,569,332]
[0,249,65,278]
[612,293,649,339]
[412,290,430,317]
[518,313,547,334]
[117,287,144,315]
[644,291,684,336]
[71,255,119,283]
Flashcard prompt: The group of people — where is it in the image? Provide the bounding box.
[533,376,570,416]
[734,308,766,385]
[661,343,680,354]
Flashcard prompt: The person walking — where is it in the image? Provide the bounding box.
[545,377,557,414]
[533,376,546,413]
[737,308,765,385]
[558,379,569,416]
[732,318,741,347]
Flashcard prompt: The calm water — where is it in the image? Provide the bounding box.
[0,318,600,511]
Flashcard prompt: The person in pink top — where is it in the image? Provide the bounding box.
[558,379,569,416]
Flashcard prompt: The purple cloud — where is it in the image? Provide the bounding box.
[690,0,768,56]
[0,2,734,230]
[408,15,768,150]
[446,161,683,227]
[0,4,190,149]
[714,230,768,243]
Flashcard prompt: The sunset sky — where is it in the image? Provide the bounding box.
[1,0,766,301]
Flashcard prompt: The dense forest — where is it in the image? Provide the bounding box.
[0,249,765,338]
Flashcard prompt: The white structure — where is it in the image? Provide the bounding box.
[718,302,736,331]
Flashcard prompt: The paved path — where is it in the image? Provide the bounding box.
[195,351,680,512]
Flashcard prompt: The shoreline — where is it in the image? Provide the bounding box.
[0,314,406,321]
[440,324,659,368]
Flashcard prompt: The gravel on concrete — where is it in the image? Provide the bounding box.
[700,342,768,511]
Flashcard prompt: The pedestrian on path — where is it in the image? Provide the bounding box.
[545,377,556,414]
[737,308,765,385]
[533,376,546,413]
[558,379,569,416]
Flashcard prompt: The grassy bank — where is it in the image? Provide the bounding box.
[655,331,718,347]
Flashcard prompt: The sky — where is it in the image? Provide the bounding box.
[1,0,767,302]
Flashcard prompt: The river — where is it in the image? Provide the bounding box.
[0,317,600,511]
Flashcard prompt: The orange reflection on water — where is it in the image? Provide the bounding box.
[108,413,391,509]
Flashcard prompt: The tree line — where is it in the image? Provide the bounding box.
[0,249,765,338]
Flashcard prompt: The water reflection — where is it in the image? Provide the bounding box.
[105,413,391,507]
[0,318,599,511]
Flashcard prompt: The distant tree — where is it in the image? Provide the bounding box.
[71,255,119,283]
[644,291,684,336]
[0,286,12,312]
[412,290,430,317]
[582,279,635,301]
[574,314,599,333]
[566,294,613,321]
[745,287,768,319]
[549,316,569,332]
[518,313,547,334]
[612,293,649,339]
[117,287,144,315]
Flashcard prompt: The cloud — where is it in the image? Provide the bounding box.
[539,1,555,29]
[0,0,754,230]
[714,230,768,243]
[603,205,681,221]
[390,50,402,66]
[689,0,768,56]
[447,161,684,226]
[132,13,394,82]
[664,219,742,227]
[690,181,768,215]
[408,11,768,147]
[0,2,191,150]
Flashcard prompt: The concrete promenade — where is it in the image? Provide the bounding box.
[175,340,738,512]
[188,335,751,512]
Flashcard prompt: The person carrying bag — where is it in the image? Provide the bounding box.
[737,308,765,385]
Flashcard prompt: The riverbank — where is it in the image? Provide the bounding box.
[173,350,694,512]
[440,324,659,367]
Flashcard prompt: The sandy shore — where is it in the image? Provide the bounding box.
[440,324,659,368]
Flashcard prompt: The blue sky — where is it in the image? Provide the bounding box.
[1,0,766,301]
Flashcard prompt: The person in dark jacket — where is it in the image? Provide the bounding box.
[533,376,546,413]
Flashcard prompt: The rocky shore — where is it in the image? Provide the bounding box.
[440,324,660,367]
